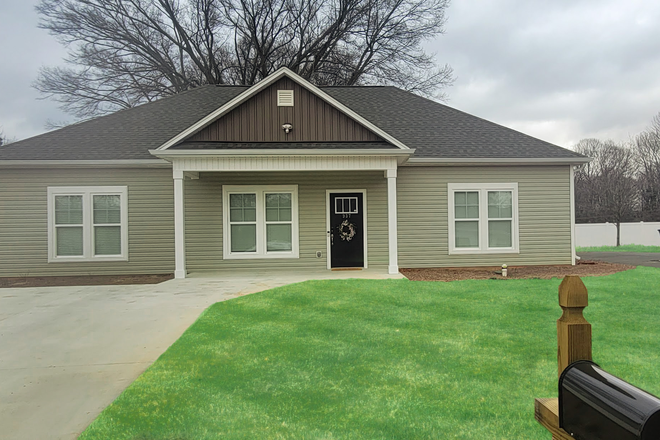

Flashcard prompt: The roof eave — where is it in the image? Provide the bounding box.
[0,159,171,168]
[403,157,592,166]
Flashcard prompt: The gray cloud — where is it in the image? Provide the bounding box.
[0,0,69,141]
[2,0,660,148]
[431,0,660,147]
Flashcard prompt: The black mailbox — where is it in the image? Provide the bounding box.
[559,360,660,440]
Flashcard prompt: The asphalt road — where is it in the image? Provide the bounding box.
[578,252,660,268]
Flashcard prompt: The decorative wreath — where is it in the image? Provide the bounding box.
[338,220,356,241]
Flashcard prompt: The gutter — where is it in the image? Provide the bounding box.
[403,157,592,166]
[0,159,172,168]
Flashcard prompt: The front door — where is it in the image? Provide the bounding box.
[329,192,365,268]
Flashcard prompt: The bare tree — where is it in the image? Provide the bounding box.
[634,113,660,221]
[0,130,15,147]
[574,139,639,246]
[35,0,453,118]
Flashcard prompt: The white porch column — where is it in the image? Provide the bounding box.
[385,168,399,274]
[570,165,576,266]
[173,170,187,279]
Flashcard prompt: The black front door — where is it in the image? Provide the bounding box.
[329,192,364,268]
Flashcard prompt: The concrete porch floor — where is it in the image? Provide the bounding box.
[184,267,406,292]
[1,268,404,440]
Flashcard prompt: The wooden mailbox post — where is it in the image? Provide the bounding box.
[535,275,592,439]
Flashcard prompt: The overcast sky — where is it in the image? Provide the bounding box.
[1,0,660,148]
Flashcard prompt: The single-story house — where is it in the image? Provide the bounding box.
[0,68,589,279]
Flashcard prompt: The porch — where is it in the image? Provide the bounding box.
[154,151,410,279]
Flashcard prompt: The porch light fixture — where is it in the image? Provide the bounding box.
[282,123,293,134]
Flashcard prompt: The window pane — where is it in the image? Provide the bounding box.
[489,220,512,248]
[455,191,479,219]
[466,192,479,205]
[230,207,244,222]
[265,193,279,208]
[231,224,256,252]
[266,207,279,222]
[93,195,121,224]
[230,194,243,208]
[488,191,512,218]
[267,224,292,251]
[455,221,479,248]
[279,207,291,221]
[55,195,83,225]
[243,207,256,222]
[467,206,480,218]
[56,226,83,256]
[95,226,122,255]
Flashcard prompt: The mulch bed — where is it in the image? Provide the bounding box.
[0,273,174,288]
[400,260,636,282]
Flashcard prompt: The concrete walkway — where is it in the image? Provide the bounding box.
[578,252,660,268]
[0,269,403,440]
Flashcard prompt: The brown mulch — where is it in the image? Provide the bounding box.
[400,260,636,282]
[0,273,174,288]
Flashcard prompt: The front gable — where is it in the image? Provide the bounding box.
[156,68,410,151]
[188,77,382,143]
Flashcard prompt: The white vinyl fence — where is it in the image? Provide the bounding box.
[575,222,660,247]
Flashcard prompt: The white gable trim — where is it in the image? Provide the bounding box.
[155,68,410,151]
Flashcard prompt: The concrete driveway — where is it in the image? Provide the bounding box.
[0,269,401,440]
[578,252,660,268]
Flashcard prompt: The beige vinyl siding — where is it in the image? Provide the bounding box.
[0,168,175,277]
[185,171,388,272]
[397,165,572,267]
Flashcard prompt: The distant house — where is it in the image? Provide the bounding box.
[0,68,589,279]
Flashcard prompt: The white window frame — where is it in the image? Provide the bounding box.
[222,185,299,259]
[47,186,129,262]
[447,183,519,255]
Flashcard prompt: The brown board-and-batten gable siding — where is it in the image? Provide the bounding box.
[187,78,383,143]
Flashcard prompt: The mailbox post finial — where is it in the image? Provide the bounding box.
[557,276,592,378]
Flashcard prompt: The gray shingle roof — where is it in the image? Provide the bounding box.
[323,87,586,159]
[0,86,247,160]
[0,82,585,161]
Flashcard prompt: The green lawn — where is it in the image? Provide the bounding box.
[577,244,660,253]
[80,268,660,440]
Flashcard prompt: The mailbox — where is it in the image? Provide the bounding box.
[559,360,660,440]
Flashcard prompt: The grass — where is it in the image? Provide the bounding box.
[80,268,660,440]
[577,244,660,253]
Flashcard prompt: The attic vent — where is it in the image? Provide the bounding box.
[277,90,294,106]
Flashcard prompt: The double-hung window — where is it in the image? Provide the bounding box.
[48,186,128,261]
[448,183,519,254]
[223,185,299,259]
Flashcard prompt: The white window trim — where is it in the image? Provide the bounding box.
[447,183,519,255]
[222,185,299,259]
[47,186,129,262]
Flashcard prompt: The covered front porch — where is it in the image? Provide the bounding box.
[152,150,411,278]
